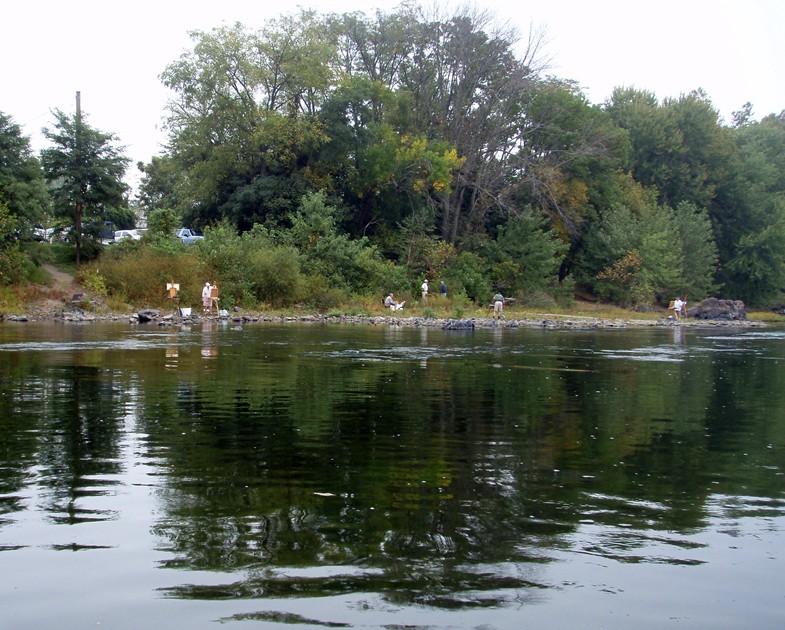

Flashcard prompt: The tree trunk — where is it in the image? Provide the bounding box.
[75,201,82,266]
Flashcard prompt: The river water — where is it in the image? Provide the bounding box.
[0,321,783,629]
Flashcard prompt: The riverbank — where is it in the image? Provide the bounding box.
[1,266,772,329]
[1,306,768,329]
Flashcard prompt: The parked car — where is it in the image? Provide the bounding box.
[33,226,55,242]
[114,229,143,242]
[176,228,205,244]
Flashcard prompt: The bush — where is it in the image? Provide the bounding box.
[553,275,576,308]
[92,245,206,307]
[520,291,557,309]
[298,274,348,311]
[447,251,490,302]
[245,246,303,306]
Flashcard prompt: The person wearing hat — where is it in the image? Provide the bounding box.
[421,279,429,300]
[202,282,212,314]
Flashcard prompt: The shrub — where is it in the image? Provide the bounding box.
[79,268,108,297]
[553,275,576,308]
[92,246,206,307]
[520,291,557,309]
[298,274,347,311]
[246,246,303,306]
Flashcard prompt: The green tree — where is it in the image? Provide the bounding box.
[0,112,49,231]
[512,80,629,238]
[716,111,785,305]
[40,108,129,264]
[492,207,568,295]
[160,17,332,230]
[578,195,695,305]
[398,7,544,242]
[136,156,181,213]
[279,192,391,293]
[672,201,719,300]
[605,88,733,211]
[0,199,26,283]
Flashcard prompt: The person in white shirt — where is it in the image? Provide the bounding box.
[421,279,429,299]
[202,282,212,314]
[673,297,684,319]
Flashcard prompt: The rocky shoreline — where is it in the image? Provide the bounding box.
[2,306,768,330]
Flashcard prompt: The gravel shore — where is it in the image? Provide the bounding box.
[2,307,767,329]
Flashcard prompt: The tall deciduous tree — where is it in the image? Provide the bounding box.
[161,17,333,229]
[0,112,49,230]
[718,111,785,304]
[605,88,733,211]
[40,108,129,264]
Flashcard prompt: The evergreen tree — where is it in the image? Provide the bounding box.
[40,108,129,264]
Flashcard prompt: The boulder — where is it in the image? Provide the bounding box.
[136,309,161,322]
[688,298,747,321]
[442,319,475,330]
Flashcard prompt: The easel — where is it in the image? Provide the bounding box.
[209,284,220,315]
[166,281,181,316]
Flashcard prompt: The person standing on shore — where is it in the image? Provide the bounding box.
[493,292,504,319]
[421,279,429,300]
[440,280,447,298]
[673,296,684,320]
[202,282,212,314]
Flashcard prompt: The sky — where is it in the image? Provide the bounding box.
[3,0,784,191]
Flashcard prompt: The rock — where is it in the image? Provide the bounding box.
[442,319,475,330]
[689,298,747,321]
[137,309,161,322]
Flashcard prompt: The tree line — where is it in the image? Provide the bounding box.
[2,4,784,308]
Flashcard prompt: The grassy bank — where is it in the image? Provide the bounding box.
[4,242,783,325]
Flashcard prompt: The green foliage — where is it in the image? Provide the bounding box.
[281,192,392,293]
[553,275,576,308]
[516,81,629,236]
[135,156,181,213]
[40,109,130,264]
[636,203,683,297]
[79,268,108,297]
[715,112,785,305]
[493,207,568,295]
[605,88,730,210]
[298,274,348,311]
[0,201,26,284]
[0,112,50,229]
[577,193,719,305]
[147,208,180,236]
[724,200,785,306]
[245,246,303,306]
[444,251,490,303]
[143,208,184,255]
[672,202,719,299]
[596,249,651,305]
[92,246,204,307]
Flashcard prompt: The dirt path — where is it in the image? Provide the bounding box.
[18,265,87,318]
[43,264,82,293]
